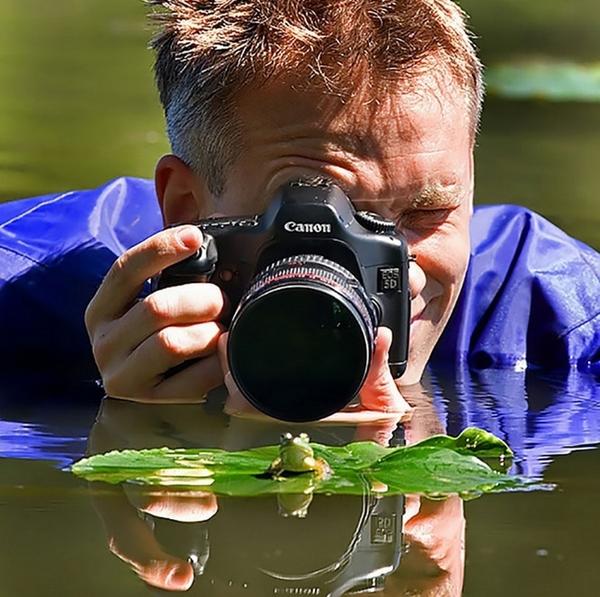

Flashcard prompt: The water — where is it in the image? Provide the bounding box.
[0,370,599,595]
[0,1,599,595]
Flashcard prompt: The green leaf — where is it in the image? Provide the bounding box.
[71,428,550,498]
[486,61,600,102]
[403,427,513,460]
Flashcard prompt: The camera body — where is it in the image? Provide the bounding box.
[158,180,410,419]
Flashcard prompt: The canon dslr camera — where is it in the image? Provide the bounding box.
[157,179,410,421]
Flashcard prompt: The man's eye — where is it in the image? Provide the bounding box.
[397,208,453,229]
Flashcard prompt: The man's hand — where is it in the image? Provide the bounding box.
[92,485,217,592]
[85,226,227,403]
[359,326,411,412]
[86,225,411,415]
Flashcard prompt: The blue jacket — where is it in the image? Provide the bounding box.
[0,176,599,377]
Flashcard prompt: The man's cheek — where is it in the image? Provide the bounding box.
[419,233,470,289]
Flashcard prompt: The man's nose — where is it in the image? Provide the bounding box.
[408,256,426,300]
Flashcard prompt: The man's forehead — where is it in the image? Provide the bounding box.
[229,73,472,212]
[239,69,469,144]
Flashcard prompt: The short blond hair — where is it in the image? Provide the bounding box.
[149,0,483,194]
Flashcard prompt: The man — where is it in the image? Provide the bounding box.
[1,3,597,593]
[1,0,598,401]
[84,0,483,413]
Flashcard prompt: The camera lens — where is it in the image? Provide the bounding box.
[227,255,379,422]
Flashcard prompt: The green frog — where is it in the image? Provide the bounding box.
[268,432,331,479]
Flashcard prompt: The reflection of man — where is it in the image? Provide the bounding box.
[89,394,465,594]
[85,0,482,410]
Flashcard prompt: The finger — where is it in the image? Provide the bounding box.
[86,225,203,329]
[137,559,195,592]
[125,487,219,523]
[98,283,227,360]
[126,320,224,380]
[404,495,465,551]
[148,353,224,403]
[217,332,229,375]
[316,405,407,424]
[402,495,465,584]
[91,487,194,592]
[360,327,411,413]
[352,417,402,445]
[222,372,267,418]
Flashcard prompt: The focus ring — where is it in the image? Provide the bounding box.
[239,255,378,332]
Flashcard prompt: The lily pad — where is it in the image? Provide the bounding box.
[486,61,600,102]
[71,427,550,498]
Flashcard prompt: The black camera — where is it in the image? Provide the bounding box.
[157,180,410,421]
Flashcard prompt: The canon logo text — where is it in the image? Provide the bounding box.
[284,221,332,234]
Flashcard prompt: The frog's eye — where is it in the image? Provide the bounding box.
[298,433,311,443]
[281,432,293,442]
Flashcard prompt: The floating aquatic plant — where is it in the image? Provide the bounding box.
[71,427,550,499]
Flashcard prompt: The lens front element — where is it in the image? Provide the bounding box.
[228,255,378,422]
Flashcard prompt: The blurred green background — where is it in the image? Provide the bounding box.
[0,0,598,247]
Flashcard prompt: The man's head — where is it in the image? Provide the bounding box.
[149,0,482,384]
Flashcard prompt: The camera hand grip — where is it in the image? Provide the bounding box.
[156,233,218,289]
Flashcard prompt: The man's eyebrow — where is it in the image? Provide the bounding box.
[409,182,465,209]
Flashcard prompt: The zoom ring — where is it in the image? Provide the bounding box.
[240,255,378,334]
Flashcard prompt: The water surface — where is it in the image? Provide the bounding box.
[1,369,599,596]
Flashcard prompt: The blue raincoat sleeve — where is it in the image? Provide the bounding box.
[0,178,162,378]
[0,177,598,378]
[432,205,600,374]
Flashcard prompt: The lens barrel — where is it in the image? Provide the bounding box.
[227,255,379,422]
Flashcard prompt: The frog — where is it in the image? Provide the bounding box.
[276,490,314,518]
[268,432,332,480]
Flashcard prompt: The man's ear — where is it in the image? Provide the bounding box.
[155,155,212,226]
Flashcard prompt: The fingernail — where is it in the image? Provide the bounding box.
[177,226,202,250]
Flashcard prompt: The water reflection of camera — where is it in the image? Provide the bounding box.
[158,179,411,422]
[153,492,405,596]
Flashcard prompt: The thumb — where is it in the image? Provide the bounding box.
[360,327,411,413]
[92,488,195,592]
